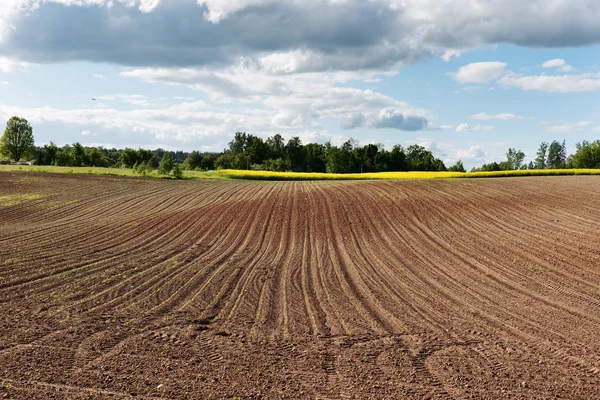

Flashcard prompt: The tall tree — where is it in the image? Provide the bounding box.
[71,142,88,166]
[286,136,304,171]
[0,116,35,162]
[506,148,525,170]
[535,141,548,169]
[266,134,285,160]
[547,140,566,169]
[45,142,58,165]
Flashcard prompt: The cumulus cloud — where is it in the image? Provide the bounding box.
[456,123,494,132]
[371,109,428,131]
[2,0,600,71]
[457,145,485,161]
[450,62,508,84]
[469,113,527,120]
[92,73,105,79]
[341,113,366,130]
[541,58,573,72]
[121,63,432,131]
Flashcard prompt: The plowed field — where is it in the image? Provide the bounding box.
[1,172,600,399]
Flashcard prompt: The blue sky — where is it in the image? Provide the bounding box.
[1,1,599,169]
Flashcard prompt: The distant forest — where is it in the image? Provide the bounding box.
[32,132,600,173]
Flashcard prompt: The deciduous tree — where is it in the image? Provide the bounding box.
[0,116,35,162]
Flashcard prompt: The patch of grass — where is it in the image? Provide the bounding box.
[2,165,600,181]
[0,194,43,207]
[0,165,225,180]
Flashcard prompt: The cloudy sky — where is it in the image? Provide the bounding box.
[1,0,599,168]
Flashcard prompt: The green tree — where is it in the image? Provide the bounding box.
[184,151,203,170]
[158,151,174,175]
[246,137,269,165]
[55,145,73,166]
[266,134,285,159]
[448,160,466,172]
[506,148,525,170]
[200,154,216,170]
[535,141,548,169]
[547,140,566,169]
[45,142,59,165]
[572,140,600,169]
[0,116,35,161]
[120,148,139,168]
[303,143,326,172]
[286,136,304,171]
[87,147,107,167]
[71,142,89,166]
[388,145,407,171]
[145,160,153,174]
[172,163,184,179]
[326,140,355,173]
[228,132,254,154]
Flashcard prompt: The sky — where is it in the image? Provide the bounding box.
[0,0,599,169]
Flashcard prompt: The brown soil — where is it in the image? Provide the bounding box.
[1,172,600,399]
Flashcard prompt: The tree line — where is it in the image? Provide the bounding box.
[213,132,456,173]
[472,140,600,171]
[3,116,600,174]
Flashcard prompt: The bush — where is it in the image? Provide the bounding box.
[172,163,184,179]
[158,152,174,175]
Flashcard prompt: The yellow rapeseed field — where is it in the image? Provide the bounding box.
[217,169,600,180]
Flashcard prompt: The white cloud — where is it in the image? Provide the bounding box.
[456,145,486,161]
[80,130,91,136]
[469,113,527,120]
[546,121,591,133]
[0,81,8,85]
[0,56,31,72]
[97,94,156,107]
[197,0,277,24]
[138,0,161,13]
[0,101,274,147]
[92,74,105,79]
[498,73,600,93]
[452,61,600,93]
[541,58,573,72]
[121,62,433,131]
[456,123,494,132]
[438,124,454,130]
[450,62,508,84]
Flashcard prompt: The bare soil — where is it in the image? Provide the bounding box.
[1,172,600,399]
